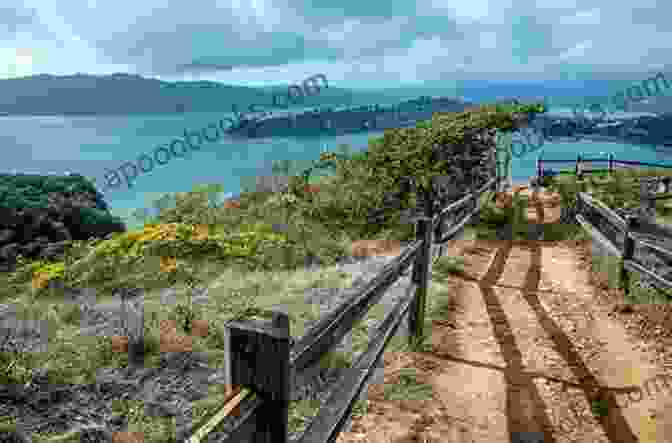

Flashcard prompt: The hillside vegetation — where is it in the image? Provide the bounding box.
[0,102,548,441]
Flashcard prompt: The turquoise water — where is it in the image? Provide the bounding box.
[3,107,672,229]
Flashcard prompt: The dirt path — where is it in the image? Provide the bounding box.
[335,187,672,443]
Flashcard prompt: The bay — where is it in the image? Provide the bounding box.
[2,107,671,230]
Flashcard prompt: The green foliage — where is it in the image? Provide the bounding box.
[0,417,16,431]
[382,367,434,401]
[0,173,99,209]
[61,221,292,290]
[478,199,510,229]
[76,206,125,227]
[317,349,352,371]
[407,334,433,353]
[432,256,466,277]
[591,397,609,418]
[510,191,529,237]
[355,103,545,197]
[152,187,220,227]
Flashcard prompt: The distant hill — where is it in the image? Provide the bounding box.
[629,95,672,115]
[2,73,654,116]
[0,73,356,116]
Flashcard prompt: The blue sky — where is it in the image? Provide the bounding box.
[2,0,670,89]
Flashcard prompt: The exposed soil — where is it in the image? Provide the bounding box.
[335,187,672,443]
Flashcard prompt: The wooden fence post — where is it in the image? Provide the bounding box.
[608,153,614,175]
[433,208,444,260]
[409,215,432,347]
[227,311,291,443]
[120,288,145,369]
[471,184,481,224]
[575,154,582,179]
[620,215,636,295]
[640,177,657,224]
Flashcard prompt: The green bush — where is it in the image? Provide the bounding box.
[77,206,125,227]
[0,173,100,209]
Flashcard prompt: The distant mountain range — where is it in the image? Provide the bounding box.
[0,73,359,116]
[1,73,670,116]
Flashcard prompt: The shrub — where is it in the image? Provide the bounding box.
[0,173,101,210]
[432,256,466,277]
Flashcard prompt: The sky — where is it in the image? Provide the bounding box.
[1,0,671,89]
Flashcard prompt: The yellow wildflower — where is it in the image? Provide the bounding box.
[159,256,177,273]
[192,224,210,241]
[31,272,49,290]
[125,231,145,242]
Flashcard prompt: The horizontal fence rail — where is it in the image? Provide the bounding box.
[560,159,672,294]
[537,152,672,183]
[192,173,501,442]
[289,239,423,374]
[296,281,419,443]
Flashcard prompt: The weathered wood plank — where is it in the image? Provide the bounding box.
[433,177,496,224]
[576,214,622,257]
[635,238,672,261]
[578,192,627,232]
[436,206,478,244]
[632,218,672,241]
[226,312,291,443]
[541,159,581,163]
[624,259,672,291]
[289,240,422,375]
[434,191,474,222]
[614,160,672,168]
[296,282,418,443]
[433,177,496,232]
[409,219,431,345]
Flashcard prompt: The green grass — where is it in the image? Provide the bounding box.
[432,256,466,276]
[382,367,434,401]
[591,397,610,418]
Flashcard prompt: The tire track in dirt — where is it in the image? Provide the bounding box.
[335,189,672,443]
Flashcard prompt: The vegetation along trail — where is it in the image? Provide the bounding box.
[335,187,672,443]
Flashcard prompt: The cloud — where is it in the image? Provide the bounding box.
[175,63,234,73]
[0,3,40,38]
[2,0,672,86]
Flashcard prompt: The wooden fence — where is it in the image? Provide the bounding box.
[536,152,672,183]
[535,152,672,294]
[187,176,499,443]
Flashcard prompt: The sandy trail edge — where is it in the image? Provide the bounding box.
[333,188,672,443]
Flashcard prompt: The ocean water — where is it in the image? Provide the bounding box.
[3,107,672,229]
